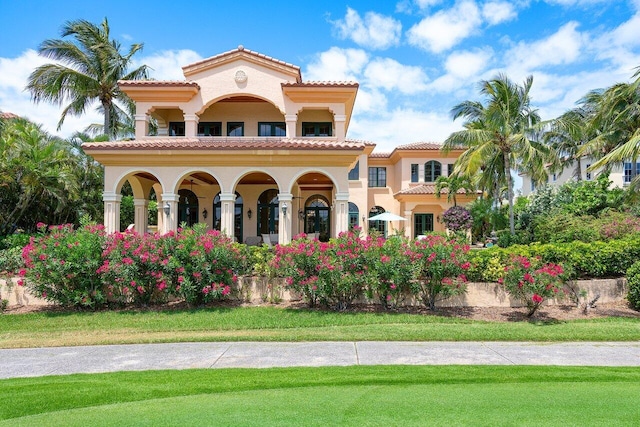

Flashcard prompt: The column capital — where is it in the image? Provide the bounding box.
[184,113,199,121]
[160,193,179,202]
[219,193,237,202]
[103,192,122,203]
[278,193,293,202]
[333,114,347,122]
[334,192,350,201]
[284,114,298,121]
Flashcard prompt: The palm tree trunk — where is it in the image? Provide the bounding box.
[102,99,111,140]
[574,157,582,181]
[505,155,514,235]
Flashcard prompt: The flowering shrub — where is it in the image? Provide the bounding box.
[370,236,418,308]
[168,226,248,305]
[442,206,473,233]
[100,231,174,306]
[22,222,106,307]
[499,255,566,317]
[626,261,640,311]
[411,235,470,310]
[272,230,376,310]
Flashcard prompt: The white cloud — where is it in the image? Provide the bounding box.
[363,58,429,93]
[351,87,389,114]
[504,21,584,75]
[134,49,203,80]
[304,47,369,81]
[543,0,609,6]
[407,0,483,53]
[349,107,461,151]
[427,48,493,93]
[333,8,401,50]
[482,1,518,25]
[592,10,640,70]
[415,0,444,9]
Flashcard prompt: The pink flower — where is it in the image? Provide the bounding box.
[532,294,543,304]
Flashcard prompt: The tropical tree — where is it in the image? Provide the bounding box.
[434,173,475,206]
[443,74,550,235]
[26,18,148,139]
[585,66,640,191]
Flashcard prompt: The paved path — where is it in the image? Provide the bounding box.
[1,341,639,379]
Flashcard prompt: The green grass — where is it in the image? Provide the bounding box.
[1,366,639,425]
[1,306,639,348]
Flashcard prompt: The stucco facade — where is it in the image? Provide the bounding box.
[83,46,473,244]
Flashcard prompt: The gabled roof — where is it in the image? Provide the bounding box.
[182,45,302,81]
[0,112,19,119]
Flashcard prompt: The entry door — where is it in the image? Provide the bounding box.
[414,213,434,238]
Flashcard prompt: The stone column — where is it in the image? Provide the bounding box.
[184,113,198,137]
[134,114,149,139]
[285,114,297,138]
[334,114,346,140]
[278,193,293,245]
[160,193,179,234]
[133,198,149,234]
[334,192,350,236]
[103,193,122,234]
[219,193,236,239]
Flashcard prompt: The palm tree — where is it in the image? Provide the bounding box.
[443,74,549,235]
[434,173,475,206]
[26,18,148,139]
[544,106,595,181]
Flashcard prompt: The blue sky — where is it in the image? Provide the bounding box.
[1,0,639,157]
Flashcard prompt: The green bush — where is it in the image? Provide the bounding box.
[0,233,32,250]
[626,261,640,310]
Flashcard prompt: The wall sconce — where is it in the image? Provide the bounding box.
[281,202,288,216]
[247,208,252,219]
[436,215,441,223]
[202,209,208,219]
[298,209,304,220]
[163,202,170,216]
[362,215,366,224]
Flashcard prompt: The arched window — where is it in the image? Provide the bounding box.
[257,189,279,234]
[213,192,243,242]
[348,202,359,230]
[425,161,442,182]
[178,189,198,227]
[304,195,331,241]
[368,206,386,237]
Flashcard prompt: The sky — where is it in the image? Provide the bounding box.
[1,0,640,157]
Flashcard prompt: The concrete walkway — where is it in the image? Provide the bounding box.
[1,341,639,379]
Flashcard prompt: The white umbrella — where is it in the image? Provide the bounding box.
[368,212,407,222]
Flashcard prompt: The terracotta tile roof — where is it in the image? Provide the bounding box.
[395,141,443,150]
[81,137,366,151]
[394,185,470,196]
[184,45,300,72]
[117,80,200,88]
[369,152,391,158]
[282,81,359,88]
[0,112,19,119]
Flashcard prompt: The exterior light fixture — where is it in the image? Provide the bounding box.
[362,215,366,224]
[202,209,208,219]
[247,209,252,219]
[298,209,304,220]
[163,202,170,216]
[282,202,288,216]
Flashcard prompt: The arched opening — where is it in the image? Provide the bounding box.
[257,189,279,235]
[178,189,199,227]
[348,202,360,230]
[369,206,387,237]
[214,191,244,242]
[304,195,331,241]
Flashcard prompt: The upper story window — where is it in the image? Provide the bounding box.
[448,164,454,176]
[424,161,441,182]
[169,122,185,136]
[368,167,387,187]
[411,164,419,183]
[258,122,286,137]
[624,162,640,183]
[227,122,244,136]
[198,122,222,136]
[586,164,592,181]
[303,122,332,137]
[552,173,557,182]
[348,161,360,180]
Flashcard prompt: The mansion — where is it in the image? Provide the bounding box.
[82,46,475,244]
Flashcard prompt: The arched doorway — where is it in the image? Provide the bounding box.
[368,206,387,237]
[214,192,243,242]
[178,189,198,227]
[304,195,330,241]
[257,189,279,235]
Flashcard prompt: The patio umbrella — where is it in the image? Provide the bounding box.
[368,212,407,222]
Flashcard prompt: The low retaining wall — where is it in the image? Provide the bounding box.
[1,277,629,309]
